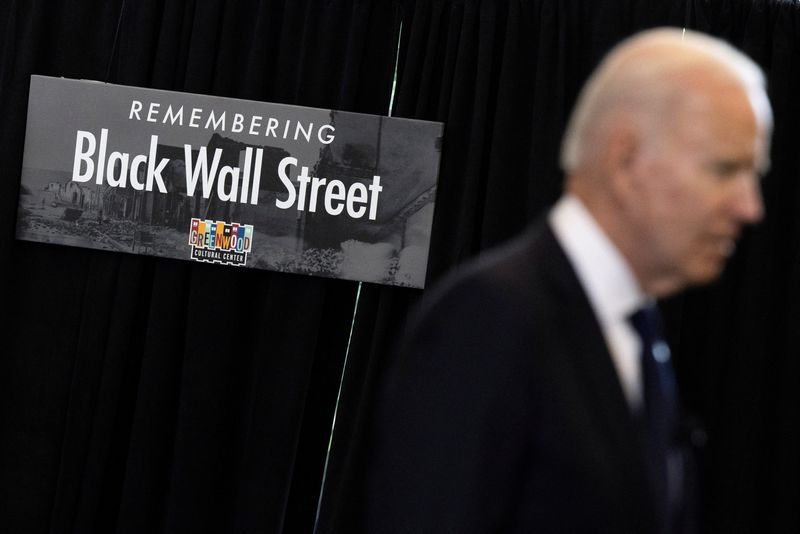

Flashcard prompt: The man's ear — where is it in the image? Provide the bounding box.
[604,118,643,200]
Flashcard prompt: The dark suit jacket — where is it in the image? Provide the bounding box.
[360,221,675,533]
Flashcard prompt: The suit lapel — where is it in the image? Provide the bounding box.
[533,225,657,530]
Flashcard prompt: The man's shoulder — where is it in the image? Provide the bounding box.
[403,220,577,353]
[422,220,564,311]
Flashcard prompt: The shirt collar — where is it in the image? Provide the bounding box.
[548,194,648,326]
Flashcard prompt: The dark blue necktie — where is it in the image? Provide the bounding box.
[629,305,681,533]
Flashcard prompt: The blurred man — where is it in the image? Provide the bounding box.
[360,28,771,534]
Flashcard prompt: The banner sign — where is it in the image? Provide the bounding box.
[15,76,443,288]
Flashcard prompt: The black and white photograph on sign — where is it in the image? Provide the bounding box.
[16,76,443,288]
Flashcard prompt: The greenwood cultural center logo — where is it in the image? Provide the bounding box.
[188,218,253,266]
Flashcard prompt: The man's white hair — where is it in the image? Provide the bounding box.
[560,27,772,173]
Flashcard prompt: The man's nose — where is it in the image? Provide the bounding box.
[733,174,764,224]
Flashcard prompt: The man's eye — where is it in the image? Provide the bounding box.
[710,161,745,178]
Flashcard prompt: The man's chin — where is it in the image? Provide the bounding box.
[687,260,727,286]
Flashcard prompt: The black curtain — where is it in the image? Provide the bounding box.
[319,1,800,534]
[3,1,800,534]
[0,1,400,533]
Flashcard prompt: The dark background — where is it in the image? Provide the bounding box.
[1,1,798,533]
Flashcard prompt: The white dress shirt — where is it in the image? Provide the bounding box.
[548,194,649,412]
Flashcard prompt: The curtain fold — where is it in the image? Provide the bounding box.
[0,2,400,533]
